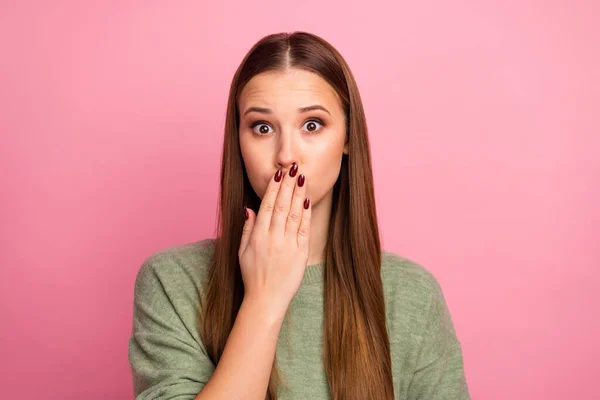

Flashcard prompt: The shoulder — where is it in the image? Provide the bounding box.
[380,251,465,383]
[134,238,217,298]
[380,250,450,331]
[130,239,218,374]
[381,250,444,302]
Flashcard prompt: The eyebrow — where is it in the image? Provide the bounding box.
[242,105,331,117]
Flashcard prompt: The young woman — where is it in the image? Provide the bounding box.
[128,31,470,400]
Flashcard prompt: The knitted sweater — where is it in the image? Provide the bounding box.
[128,238,470,399]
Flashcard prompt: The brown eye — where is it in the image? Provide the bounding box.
[250,122,273,135]
[302,119,324,133]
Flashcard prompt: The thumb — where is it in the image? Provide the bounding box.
[239,205,256,255]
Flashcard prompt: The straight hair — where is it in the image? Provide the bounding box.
[200,31,393,399]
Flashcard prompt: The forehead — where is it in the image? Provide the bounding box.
[238,69,341,110]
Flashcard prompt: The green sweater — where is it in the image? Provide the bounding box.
[128,238,470,399]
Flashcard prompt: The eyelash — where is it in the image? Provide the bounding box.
[249,118,326,135]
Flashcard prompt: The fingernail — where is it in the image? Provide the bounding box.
[298,174,305,187]
[289,163,298,177]
[243,206,248,220]
[274,169,283,182]
[304,197,310,209]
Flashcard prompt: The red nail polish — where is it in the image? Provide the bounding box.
[298,174,305,187]
[289,163,298,177]
[274,169,283,182]
[304,198,310,209]
[243,206,248,220]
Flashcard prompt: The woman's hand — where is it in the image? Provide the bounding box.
[238,163,311,318]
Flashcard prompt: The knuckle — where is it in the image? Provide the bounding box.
[262,202,275,213]
[274,203,288,214]
[298,226,310,238]
[287,212,301,224]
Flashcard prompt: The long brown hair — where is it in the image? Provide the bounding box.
[200,31,393,399]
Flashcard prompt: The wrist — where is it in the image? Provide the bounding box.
[241,295,288,326]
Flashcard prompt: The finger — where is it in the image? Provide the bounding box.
[270,163,299,235]
[285,172,306,237]
[254,168,284,232]
[239,206,256,256]
[297,197,311,250]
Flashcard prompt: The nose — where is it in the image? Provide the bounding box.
[275,129,297,171]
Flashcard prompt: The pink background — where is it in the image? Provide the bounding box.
[1,1,598,399]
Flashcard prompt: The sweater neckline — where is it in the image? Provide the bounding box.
[302,262,325,285]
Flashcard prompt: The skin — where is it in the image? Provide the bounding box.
[238,68,349,266]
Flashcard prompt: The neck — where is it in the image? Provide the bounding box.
[306,190,333,266]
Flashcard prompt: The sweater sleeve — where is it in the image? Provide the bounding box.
[128,257,215,399]
[407,275,471,400]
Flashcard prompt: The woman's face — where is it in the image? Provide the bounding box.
[238,68,348,209]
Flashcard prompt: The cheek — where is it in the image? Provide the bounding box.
[240,135,261,171]
[308,143,345,194]
[240,145,268,199]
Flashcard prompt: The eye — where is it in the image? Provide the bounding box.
[302,119,325,133]
[250,121,274,136]
[249,118,325,136]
